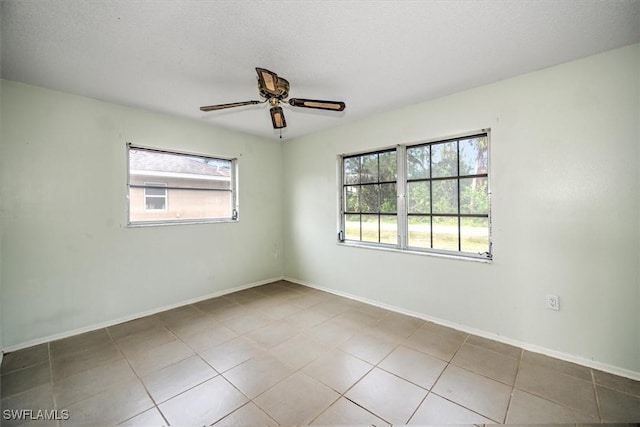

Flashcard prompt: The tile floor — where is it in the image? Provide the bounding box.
[1,280,639,426]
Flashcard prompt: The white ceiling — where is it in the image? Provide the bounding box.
[2,1,639,140]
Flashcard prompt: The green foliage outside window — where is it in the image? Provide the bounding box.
[342,133,490,258]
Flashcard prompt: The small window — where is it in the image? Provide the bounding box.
[339,131,491,260]
[144,182,167,211]
[128,145,238,225]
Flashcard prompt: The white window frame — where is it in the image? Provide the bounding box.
[127,144,239,226]
[338,129,492,261]
[143,182,167,211]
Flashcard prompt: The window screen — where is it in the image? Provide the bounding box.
[128,145,237,225]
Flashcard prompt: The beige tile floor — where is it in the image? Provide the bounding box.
[1,280,639,426]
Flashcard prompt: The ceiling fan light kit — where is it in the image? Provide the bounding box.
[200,67,346,132]
[270,106,286,129]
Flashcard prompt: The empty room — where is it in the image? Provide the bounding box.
[1,1,639,425]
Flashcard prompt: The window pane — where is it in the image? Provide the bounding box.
[460,177,488,215]
[459,137,488,176]
[431,179,458,214]
[361,215,379,242]
[431,141,458,178]
[345,214,360,240]
[432,216,459,251]
[146,197,166,210]
[408,216,431,248]
[130,150,231,190]
[408,181,430,214]
[159,189,231,220]
[461,217,489,254]
[379,151,397,182]
[360,154,378,184]
[380,215,397,244]
[339,132,489,258]
[407,145,430,179]
[380,183,396,213]
[345,185,359,212]
[344,157,360,184]
[360,184,379,213]
[145,185,166,196]
[129,146,236,224]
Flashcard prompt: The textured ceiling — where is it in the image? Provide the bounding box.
[1,1,639,140]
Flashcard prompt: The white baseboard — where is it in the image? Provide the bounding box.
[1,276,283,354]
[4,274,639,382]
[283,276,640,381]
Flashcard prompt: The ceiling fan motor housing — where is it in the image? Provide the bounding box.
[259,77,289,101]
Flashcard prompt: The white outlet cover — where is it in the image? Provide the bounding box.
[546,294,560,310]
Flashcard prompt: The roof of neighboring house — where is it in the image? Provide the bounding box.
[129,149,230,177]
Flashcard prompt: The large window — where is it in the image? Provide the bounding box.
[339,131,491,260]
[128,145,238,225]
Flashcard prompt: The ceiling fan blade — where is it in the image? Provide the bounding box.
[288,98,346,111]
[256,67,280,97]
[270,106,287,129]
[200,100,261,112]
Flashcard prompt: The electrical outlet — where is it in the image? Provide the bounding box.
[545,294,560,311]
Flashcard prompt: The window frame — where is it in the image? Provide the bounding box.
[127,144,239,227]
[338,130,492,261]
[342,148,398,247]
[143,182,168,211]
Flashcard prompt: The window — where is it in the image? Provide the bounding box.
[127,144,238,225]
[339,131,491,260]
[343,149,398,244]
[144,182,167,210]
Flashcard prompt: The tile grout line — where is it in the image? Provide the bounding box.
[514,355,603,421]
[340,394,394,426]
[447,347,521,388]
[300,388,342,426]
[416,334,506,424]
[502,347,524,424]
[416,332,514,423]
[210,400,277,427]
[217,352,299,422]
[264,304,470,424]
[188,286,340,425]
[211,374,267,426]
[427,390,502,424]
[241,357,334,426]
[105,326,171,427]
[145,320,250,421]
[405,330,470,424]
[0,346,50,378]
[48,333,121,411]
[403,327,450,423]
[591,368,603,422]
[405,389,431,424]
[291,340,381,425]
[47,342,61,427]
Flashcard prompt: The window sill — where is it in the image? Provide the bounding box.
[336,240,492,264]
[127,218,238,228]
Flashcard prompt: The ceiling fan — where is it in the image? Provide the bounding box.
[200,67,346,130]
